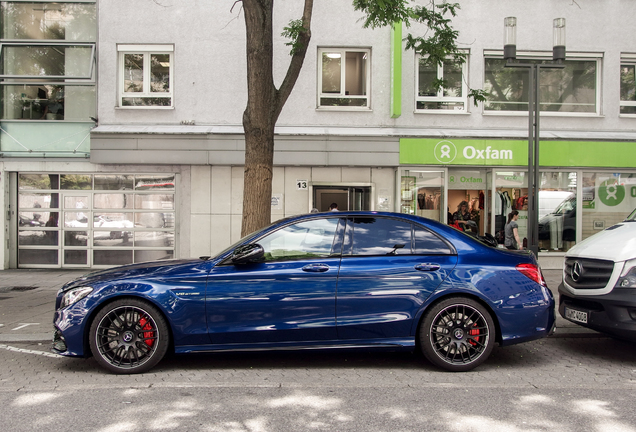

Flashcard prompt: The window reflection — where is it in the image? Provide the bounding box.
[1,2,97,41]
[351,218,412,255]
[94,175,134,190]
[259,218,339,261]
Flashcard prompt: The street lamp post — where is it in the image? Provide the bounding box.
[503,17,566,256]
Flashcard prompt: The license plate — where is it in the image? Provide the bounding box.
[565,307,588,324]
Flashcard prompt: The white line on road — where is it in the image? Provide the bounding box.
[0,344,61,358]
[12,323,39,331]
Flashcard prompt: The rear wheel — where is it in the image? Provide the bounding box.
[419,297,495,372]
[89,298,169,374]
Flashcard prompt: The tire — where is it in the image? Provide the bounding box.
[89,298,169,374]
[419,297,495,372]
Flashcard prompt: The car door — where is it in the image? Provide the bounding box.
[206,217,343,345]
[336,216,457,340]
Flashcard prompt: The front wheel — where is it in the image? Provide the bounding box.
[89,298,169,374]
[419,297,495,372]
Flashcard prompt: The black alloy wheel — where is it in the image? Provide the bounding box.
[89,298,169,374]
[420,297,495,372]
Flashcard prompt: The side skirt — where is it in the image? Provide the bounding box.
[175,338,416,354]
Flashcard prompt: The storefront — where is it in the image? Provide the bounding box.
[398,138,636,265]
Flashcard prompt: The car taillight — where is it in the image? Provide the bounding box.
[516,263,547,287]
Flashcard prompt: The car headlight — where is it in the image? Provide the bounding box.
[60,286,93,308]
[617,259,636,288]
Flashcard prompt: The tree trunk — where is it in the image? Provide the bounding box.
[241,0,276,236]
[240,0,313,236]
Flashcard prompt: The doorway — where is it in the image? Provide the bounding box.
[312,185,372,212]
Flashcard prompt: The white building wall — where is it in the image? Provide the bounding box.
[190,165,395,257]
[96,0,636,134]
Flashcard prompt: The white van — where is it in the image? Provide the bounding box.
[558,208,636,340]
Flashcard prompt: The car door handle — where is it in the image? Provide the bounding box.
[415,263,441,272]
[302,264,330,273]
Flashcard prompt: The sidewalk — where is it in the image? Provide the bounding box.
[0,268,601,344]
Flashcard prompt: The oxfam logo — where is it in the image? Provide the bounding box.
[434,140,457,163]
[598,180,625,207]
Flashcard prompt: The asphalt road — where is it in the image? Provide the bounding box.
[1,336,636,431]
[1,269,633,431]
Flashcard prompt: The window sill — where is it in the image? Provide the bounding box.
[316,106,372,112]
[482,111,602,118]
[414,110,470,115]
[115,106,175,110]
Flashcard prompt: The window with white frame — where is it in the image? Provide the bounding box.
[318,48,370,108]
[620,56,636,115]
[483,52,600,115]
[416,55,468,111]
[118,45,173,108]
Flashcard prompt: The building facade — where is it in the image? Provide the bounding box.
[1,0,635,269]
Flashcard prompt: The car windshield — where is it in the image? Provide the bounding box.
[553,197,575,215]
[625,208,636,222]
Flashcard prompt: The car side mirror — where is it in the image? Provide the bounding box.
[231,244,264,264]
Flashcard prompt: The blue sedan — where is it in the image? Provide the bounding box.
[53,211,555,373]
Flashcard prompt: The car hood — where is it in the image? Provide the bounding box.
[65,258,211,288]
[566,222,636,262]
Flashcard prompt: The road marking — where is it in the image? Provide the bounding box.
[12,323,39,331]
[0,344,61,358]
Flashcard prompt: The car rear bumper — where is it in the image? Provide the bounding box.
[558,282,636,340]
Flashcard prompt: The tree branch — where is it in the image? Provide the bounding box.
[274,0,313,121]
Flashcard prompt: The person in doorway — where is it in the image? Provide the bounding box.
[452,201,471,231]
[504,210,523,250]
[329,203,339,212]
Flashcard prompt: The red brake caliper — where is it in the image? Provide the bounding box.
[468,323,480,347]
[138,317,154,347]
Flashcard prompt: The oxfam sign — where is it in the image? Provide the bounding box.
[598,180,626,207]
[402,139,528,166]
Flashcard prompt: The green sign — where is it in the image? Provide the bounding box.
[400,138,636,168]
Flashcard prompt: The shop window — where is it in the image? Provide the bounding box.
[399,170,445,223]
[494,171,528,247]
[118,45,173,108]
[483,54,599,114]
[620,58,636,115]
[537,172,577,252]
[416,55,468,112]
[581,172,636,241]
[318,48,369,109]
[448,169,486,237]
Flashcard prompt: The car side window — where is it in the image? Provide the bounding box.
[414,226,453,254]
[258,218,339,262]
[350,217,412,255]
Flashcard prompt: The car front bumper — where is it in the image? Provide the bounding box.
[558,282,636,340]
